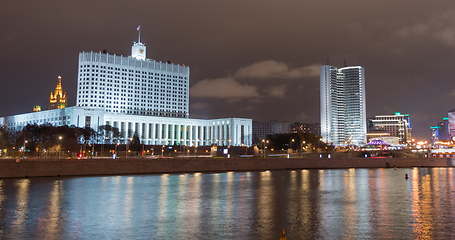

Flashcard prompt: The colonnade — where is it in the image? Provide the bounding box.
[104,120,252,146]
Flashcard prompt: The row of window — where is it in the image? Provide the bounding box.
[79,65,187,79]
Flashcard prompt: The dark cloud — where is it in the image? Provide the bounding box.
[235,60,320,79]
[2,0,455,138]
[191,77,259,99]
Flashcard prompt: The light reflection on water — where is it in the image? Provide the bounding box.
[1,168,455,239]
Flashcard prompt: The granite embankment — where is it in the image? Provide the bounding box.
[0,157,454,178]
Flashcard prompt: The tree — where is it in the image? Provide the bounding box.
[267,131,334,153]
[0,127,13,149]
[99,125,121,144]
[129,133,141,152]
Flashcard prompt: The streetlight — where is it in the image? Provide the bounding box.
[261,139,266,157]
[58,136,63,160]
[161,145,165,157]
[126,138,132,160]
[115,143,120,158]
[22,140,28,159]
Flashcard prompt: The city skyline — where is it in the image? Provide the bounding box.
[3,1,455,138]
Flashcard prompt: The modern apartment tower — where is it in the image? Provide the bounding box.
[320,65,366,146]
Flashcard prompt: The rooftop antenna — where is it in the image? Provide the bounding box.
[137,25,141,43]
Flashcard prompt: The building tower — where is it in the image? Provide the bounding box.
[76,26,190,118]
[131,25,146,60]
[49,75,67,109]
[320,65,366,146]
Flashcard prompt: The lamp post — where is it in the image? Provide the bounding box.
[261,139,265,157]
[161,145,165,157]
[115,143,119,158]
[126,138,132,160]
[291,138,295,153]
[58,136,63,160]
[22,140,28,159]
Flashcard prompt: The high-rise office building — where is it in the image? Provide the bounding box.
[320,65,366,146]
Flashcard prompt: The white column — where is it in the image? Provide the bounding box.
[237,124,242,146]
[223,124,227,146]
[248,125,251,146]
[207,126,210,145]
[232,124,237,146]
[188,125,193,146]
[137,123,142,139]
[182,125,187,146]
[151,123,156,145]
[170,124,175,145]
[217,125,221,145]
[211,125,215,145]
[194,126,199,147]
[125,122,133,141]
[130,122,135,138]
[243,125,247,146]
[176,125,181,145]
[164,124,169,145]
[122,122,127,143]
[113,121,118,144]
[143,123,148,144]
[198,126,203,146]
[157,123,162,145]
[213,125,217,145]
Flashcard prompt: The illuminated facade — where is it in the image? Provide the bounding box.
[446,110,455,140]
[320,65,367,146]
[431,117,449,143]
[49,76,67,109]
[32,105,42,112]
[0,107,252,146]
[368,112,412,144]
[0,28,253,146]
[76,31,189,118]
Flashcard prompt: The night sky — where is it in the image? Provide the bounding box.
[2,0,455,138]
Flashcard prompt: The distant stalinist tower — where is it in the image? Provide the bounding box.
[49,75,67,109]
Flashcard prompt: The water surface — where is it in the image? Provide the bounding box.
[0,168,454,239]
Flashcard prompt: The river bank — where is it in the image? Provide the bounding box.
[0,157,454,178]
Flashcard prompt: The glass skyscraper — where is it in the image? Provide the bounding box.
[320,65,366,146]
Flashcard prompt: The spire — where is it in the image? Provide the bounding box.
[56,75,62,90]
[49,75,67,109]
[137,25,141,43]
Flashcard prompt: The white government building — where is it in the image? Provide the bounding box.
[0,31,252,146]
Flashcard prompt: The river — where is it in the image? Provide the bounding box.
[0,168,454,239]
